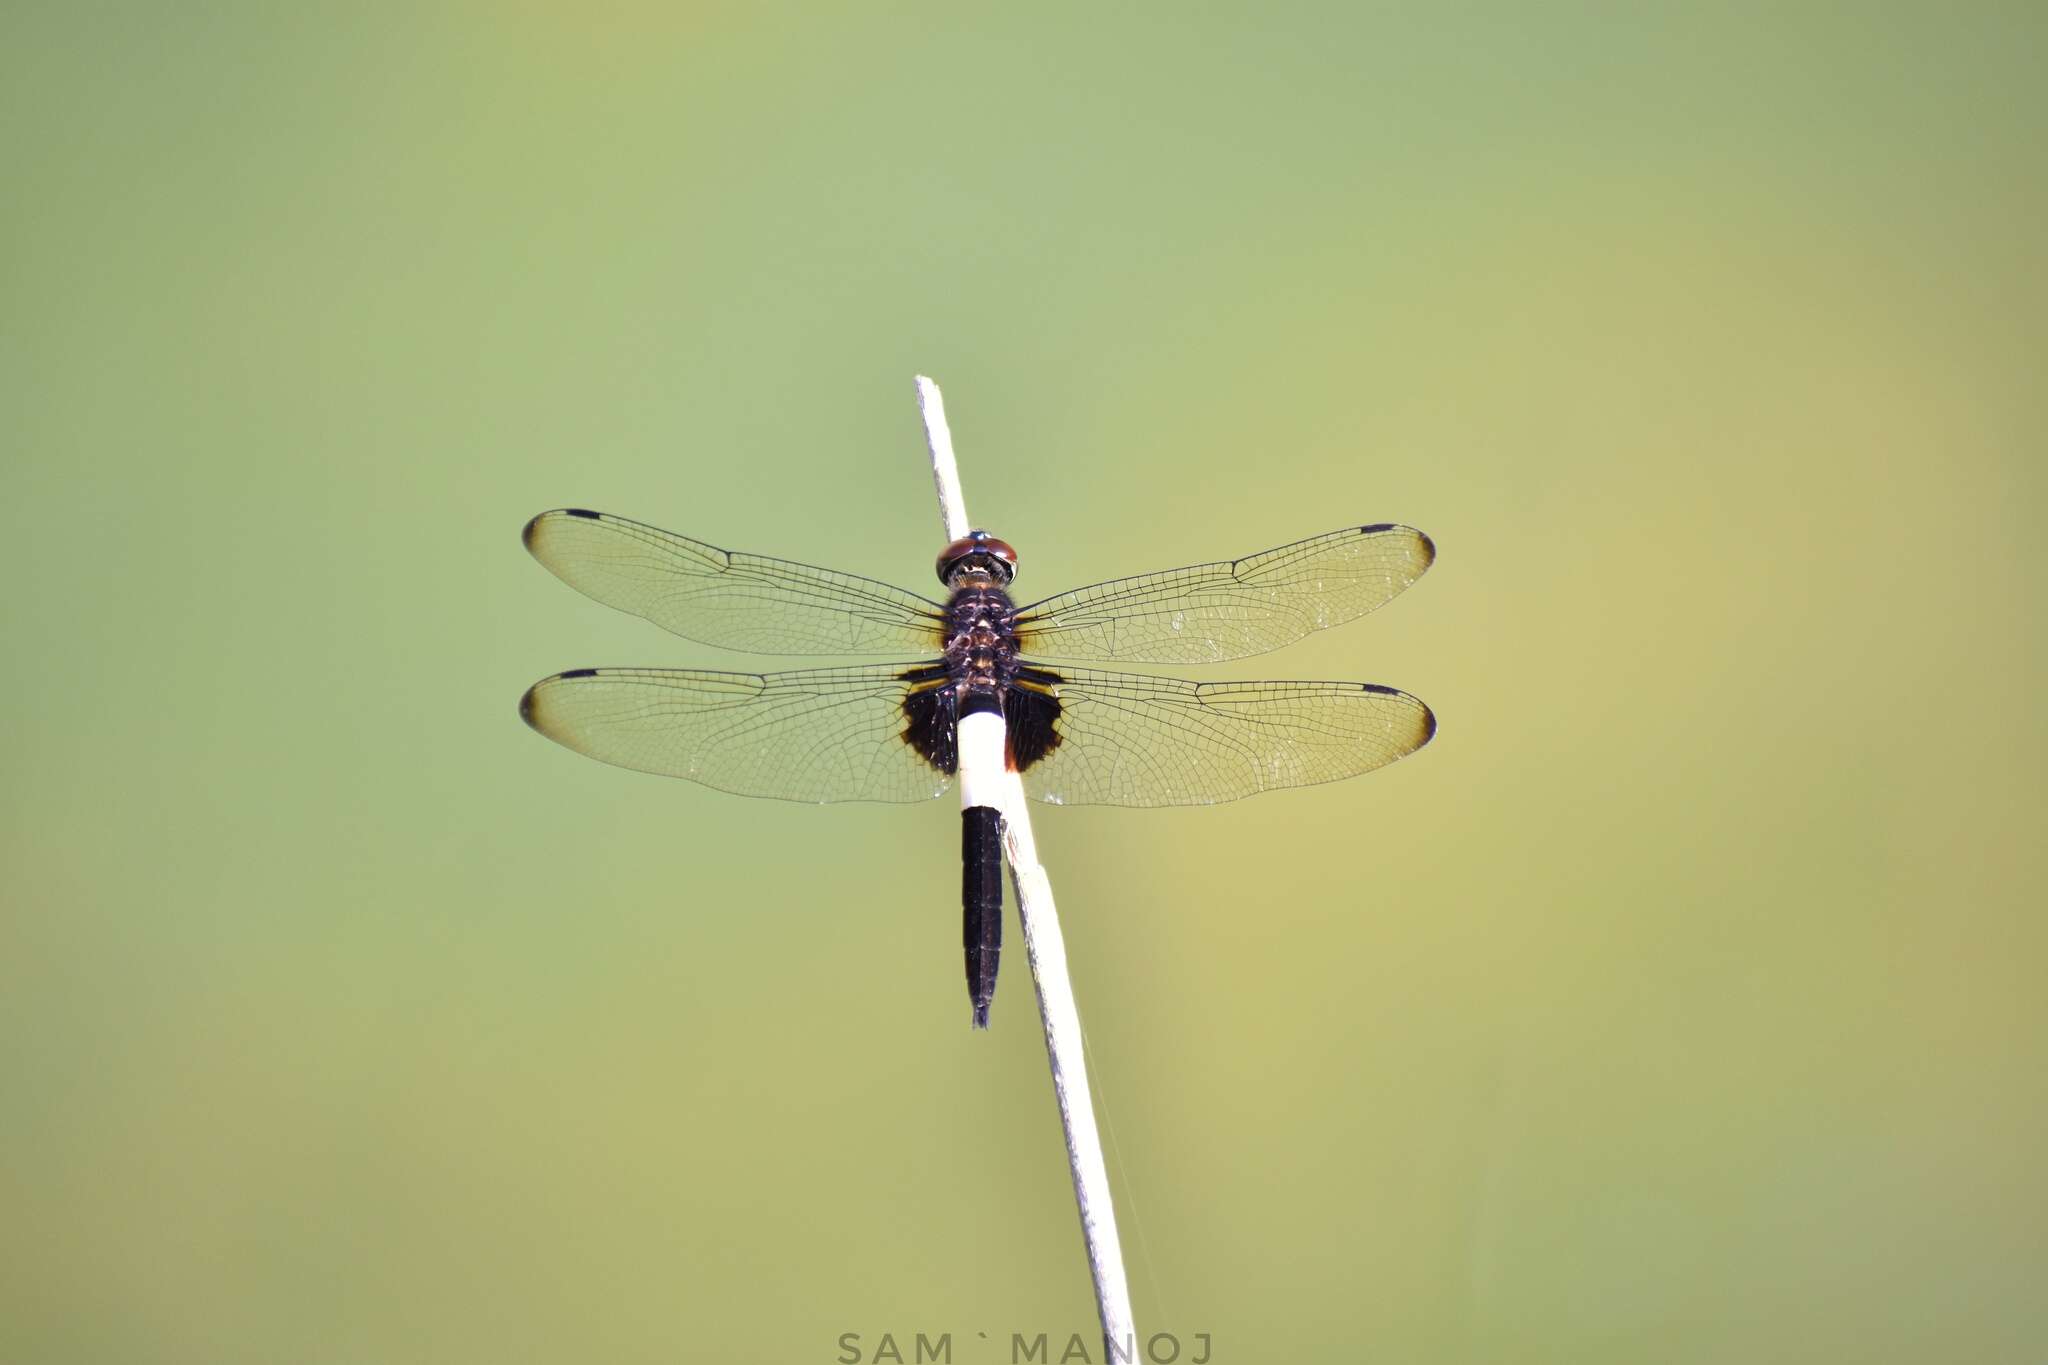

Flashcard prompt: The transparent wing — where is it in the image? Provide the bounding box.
[524,508,947,655]
[1014,525,1434,664]
[519,663,952,804]
[1017,667,1434,807]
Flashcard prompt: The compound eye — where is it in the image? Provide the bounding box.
[936,535,978,581]
[935,532,1020,586]
[979,536,1019,576]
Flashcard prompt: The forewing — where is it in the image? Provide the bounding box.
[524,508,947,655]
[520,663,952,804]
[1017,668,1434,807]
[1014,525,1434,664]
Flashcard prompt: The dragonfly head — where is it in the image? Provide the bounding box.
[937,530,1018,589]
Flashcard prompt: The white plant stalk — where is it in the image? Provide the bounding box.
[913,375,1136,1359]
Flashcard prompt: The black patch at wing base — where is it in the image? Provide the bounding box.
[1004,668,1064,772]
[900,666,958,774]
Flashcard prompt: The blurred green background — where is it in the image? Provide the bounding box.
[4,4,2043,1362]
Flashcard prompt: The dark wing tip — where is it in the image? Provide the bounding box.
[522,670,599,731]
[521,513,543,549]
[1361,682,1436,747]
[1359,522,1436,568]
[526,508,604,547]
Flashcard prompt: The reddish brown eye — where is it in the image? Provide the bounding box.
[936,532,1019,586]
[935,536,976,574]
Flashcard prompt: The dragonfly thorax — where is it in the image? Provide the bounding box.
[944,584,1021,695]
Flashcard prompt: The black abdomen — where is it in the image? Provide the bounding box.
[962,806,1003,1028]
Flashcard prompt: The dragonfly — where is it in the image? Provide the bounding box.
[519,508,1437,1027]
